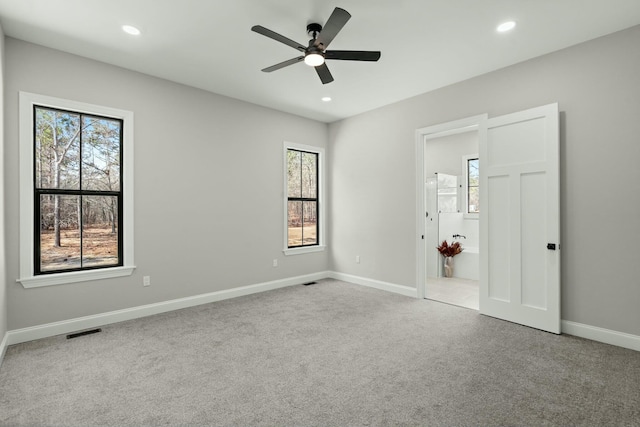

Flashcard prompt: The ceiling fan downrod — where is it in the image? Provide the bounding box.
[306,23,323,41]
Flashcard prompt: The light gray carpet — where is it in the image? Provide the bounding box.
[1,279,639,427]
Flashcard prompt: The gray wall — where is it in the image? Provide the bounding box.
[0,25,6,342]
[4,25,640,339]
[4,38,329,330]
[329,25,640,336]
[424,131,478,178]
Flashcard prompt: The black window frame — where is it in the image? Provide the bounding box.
[286,148,320,249]
[467,157,479,214]
[33,104,124,275]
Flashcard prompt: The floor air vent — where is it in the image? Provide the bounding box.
[67,328,102,339]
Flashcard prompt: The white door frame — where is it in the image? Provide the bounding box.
[415,114,487,299]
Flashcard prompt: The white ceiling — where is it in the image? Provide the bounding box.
[0,0,639,123]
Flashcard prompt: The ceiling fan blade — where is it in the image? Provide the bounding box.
[315,63,334,84]
[325,50,381,61]
[251,25,306,52]
[314,7,351,49]
[261,56,305,72]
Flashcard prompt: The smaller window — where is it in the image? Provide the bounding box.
[287,149,318,247]
[463,155,479,214]
[283,142,325,255]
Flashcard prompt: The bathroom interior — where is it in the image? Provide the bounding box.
[425,129,479,310]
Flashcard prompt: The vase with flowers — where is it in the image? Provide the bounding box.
[436,240,464,278]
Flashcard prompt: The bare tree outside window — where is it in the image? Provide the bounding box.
[467,158,479,213]
[287,149,318,247]
[34,106,123,273]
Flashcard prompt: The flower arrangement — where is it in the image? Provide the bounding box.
[436,240,464,257]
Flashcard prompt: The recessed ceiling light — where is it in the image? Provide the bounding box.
[496,21,516,33]
[122,25,141,36]
[321,96,332,102]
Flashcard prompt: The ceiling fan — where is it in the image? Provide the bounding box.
[251,7,381,84]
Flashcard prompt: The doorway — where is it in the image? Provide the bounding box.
[423,129,480,310]
[416,104,560,334]
[415,115,487,307]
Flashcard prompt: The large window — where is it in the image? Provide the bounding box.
[284,142,324,254]
[19,92,135,288]
[34,106,123,274]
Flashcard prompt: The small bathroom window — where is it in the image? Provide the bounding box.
[463,155,479,216]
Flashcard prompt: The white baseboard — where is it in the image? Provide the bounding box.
[5,271,637,355]
[329,271,418,298]
[0,332,8,365]
[331,272,639,352]
[561,320,640,352]
[6,271,330,346]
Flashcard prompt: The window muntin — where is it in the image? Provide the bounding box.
[286,148,319,248]
[34,105,123,274]
[467,157,479,214]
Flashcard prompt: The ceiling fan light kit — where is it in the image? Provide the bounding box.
[251,7,381,84]
[304,52,325,67]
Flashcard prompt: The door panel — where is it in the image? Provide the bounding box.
[487,175,510,301]
[487,117,546,166]
[480,103,560,334]
[521,172,547,310]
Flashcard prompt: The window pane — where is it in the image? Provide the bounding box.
[82,196,119,268]
[468,186,479,213]
[40,195,81,272]
[287,150,301,198]
[35,107,80,190]
[468,158,479,213]
[302,201,317,245]
[82,116,121,191]
[287,201,303,247]
[468,158,479,185]
[301,152,317,198]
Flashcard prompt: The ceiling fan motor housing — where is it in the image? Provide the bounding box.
[306,23,323,40]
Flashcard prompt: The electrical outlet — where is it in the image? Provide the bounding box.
[143,276,151,287]
[356,255,360,264]
[272,259,278,267]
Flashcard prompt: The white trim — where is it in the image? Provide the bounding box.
[283,245,326,256]
[415,115,487,299]
[6,272,330,345]
[19,266,136,288]
[283,141,326,253]
[329,272,418,298]
[18,92,135,287]
[562,320,640,352]
[4,272,639,354]
[416,117,485,140]
[0,332,8,366]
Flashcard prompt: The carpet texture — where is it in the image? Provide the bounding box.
[1,279,639,426]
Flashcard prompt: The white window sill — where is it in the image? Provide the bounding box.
[283,245,326,256]
[463,213,479,220]
[18,266,136,289]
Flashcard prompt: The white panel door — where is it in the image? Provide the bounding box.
[479,103,560,334]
